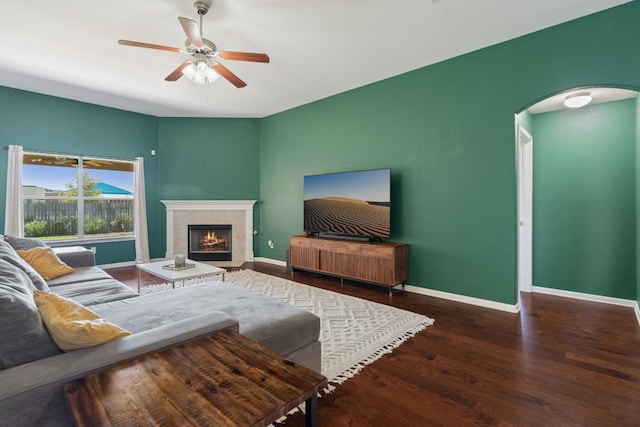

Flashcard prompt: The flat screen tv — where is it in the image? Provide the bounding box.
[303,168,391,239]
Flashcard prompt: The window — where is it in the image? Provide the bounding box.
[22,152,135,242]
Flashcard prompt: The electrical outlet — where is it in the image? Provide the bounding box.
[268,240,274,249]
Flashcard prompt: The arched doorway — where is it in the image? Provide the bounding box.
[516,86,639,303]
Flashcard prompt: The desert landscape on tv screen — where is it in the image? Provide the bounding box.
[304,169,390,237]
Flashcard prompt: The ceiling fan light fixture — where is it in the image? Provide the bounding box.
[182,60,219,84]
[563,92,593,109]
[118,2,266,88]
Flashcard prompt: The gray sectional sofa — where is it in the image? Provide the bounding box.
[0,236,321,426]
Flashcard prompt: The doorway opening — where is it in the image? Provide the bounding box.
[515,86,639,305]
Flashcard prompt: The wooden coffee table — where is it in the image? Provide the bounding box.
[136,259,226,293]
[64,329,327,427]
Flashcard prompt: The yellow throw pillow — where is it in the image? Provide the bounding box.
[33,290,132,351]
[17,247,75,280]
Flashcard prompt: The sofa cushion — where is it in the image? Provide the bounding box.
[33,290,131,351]
[0,240,49,291]
[51,277,140,306]
[17,247,75,280]
[46,266,114,287]
[91,282,321,358]
[52,246,96,268]
[4,235,47,250]
[0,259,62,369]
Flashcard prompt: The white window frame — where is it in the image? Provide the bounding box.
[21,152,136,245]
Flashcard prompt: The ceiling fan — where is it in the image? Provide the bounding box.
[118,1,269,88]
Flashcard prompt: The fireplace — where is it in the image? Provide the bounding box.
[188,224,232,261]
[162,200,257,267]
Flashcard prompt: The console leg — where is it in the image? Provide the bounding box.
[389,283,406,296]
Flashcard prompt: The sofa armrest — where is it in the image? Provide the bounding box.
[0,311,238,401]
[52,246,96,267]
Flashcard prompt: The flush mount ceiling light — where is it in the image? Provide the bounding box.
[563,92,593,109]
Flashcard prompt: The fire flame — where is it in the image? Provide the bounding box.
[200,230,228,250]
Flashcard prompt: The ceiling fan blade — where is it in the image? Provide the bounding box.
[165,62,190,81]
[178,17,204,47]
[219,51,270,63]
[212,63,247,88]
[118,39,181,53]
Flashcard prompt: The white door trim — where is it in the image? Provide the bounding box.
[517,125,533,293]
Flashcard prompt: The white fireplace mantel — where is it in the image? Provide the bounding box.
[162,200,257,212]
[161,200,257,265]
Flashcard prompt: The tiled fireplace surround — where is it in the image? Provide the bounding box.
[161,200,257,267]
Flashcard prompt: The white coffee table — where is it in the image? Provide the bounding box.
[136,259,226,293]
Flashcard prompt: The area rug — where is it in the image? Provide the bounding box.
[141,269,434,385]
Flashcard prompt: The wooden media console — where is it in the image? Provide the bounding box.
[289,235,409,294]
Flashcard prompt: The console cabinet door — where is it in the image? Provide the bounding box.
[289,237,319,269]
[320,252,395,284]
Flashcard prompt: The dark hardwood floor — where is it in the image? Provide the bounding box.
[106,262,640,427]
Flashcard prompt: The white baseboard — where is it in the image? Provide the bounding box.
[533,286,640,327]
[532,285,637,307]
[254,257,287,267]
[405,284,521,313]
[254,258,520,313]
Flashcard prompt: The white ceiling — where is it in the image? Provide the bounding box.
[0,0,631,118]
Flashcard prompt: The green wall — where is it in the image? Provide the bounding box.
[157,118,261,253]
[0,91,262,263]
[532,99,636,299]
[157,118,260,200]
[0,86,162,263]
[259,2,640,305]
